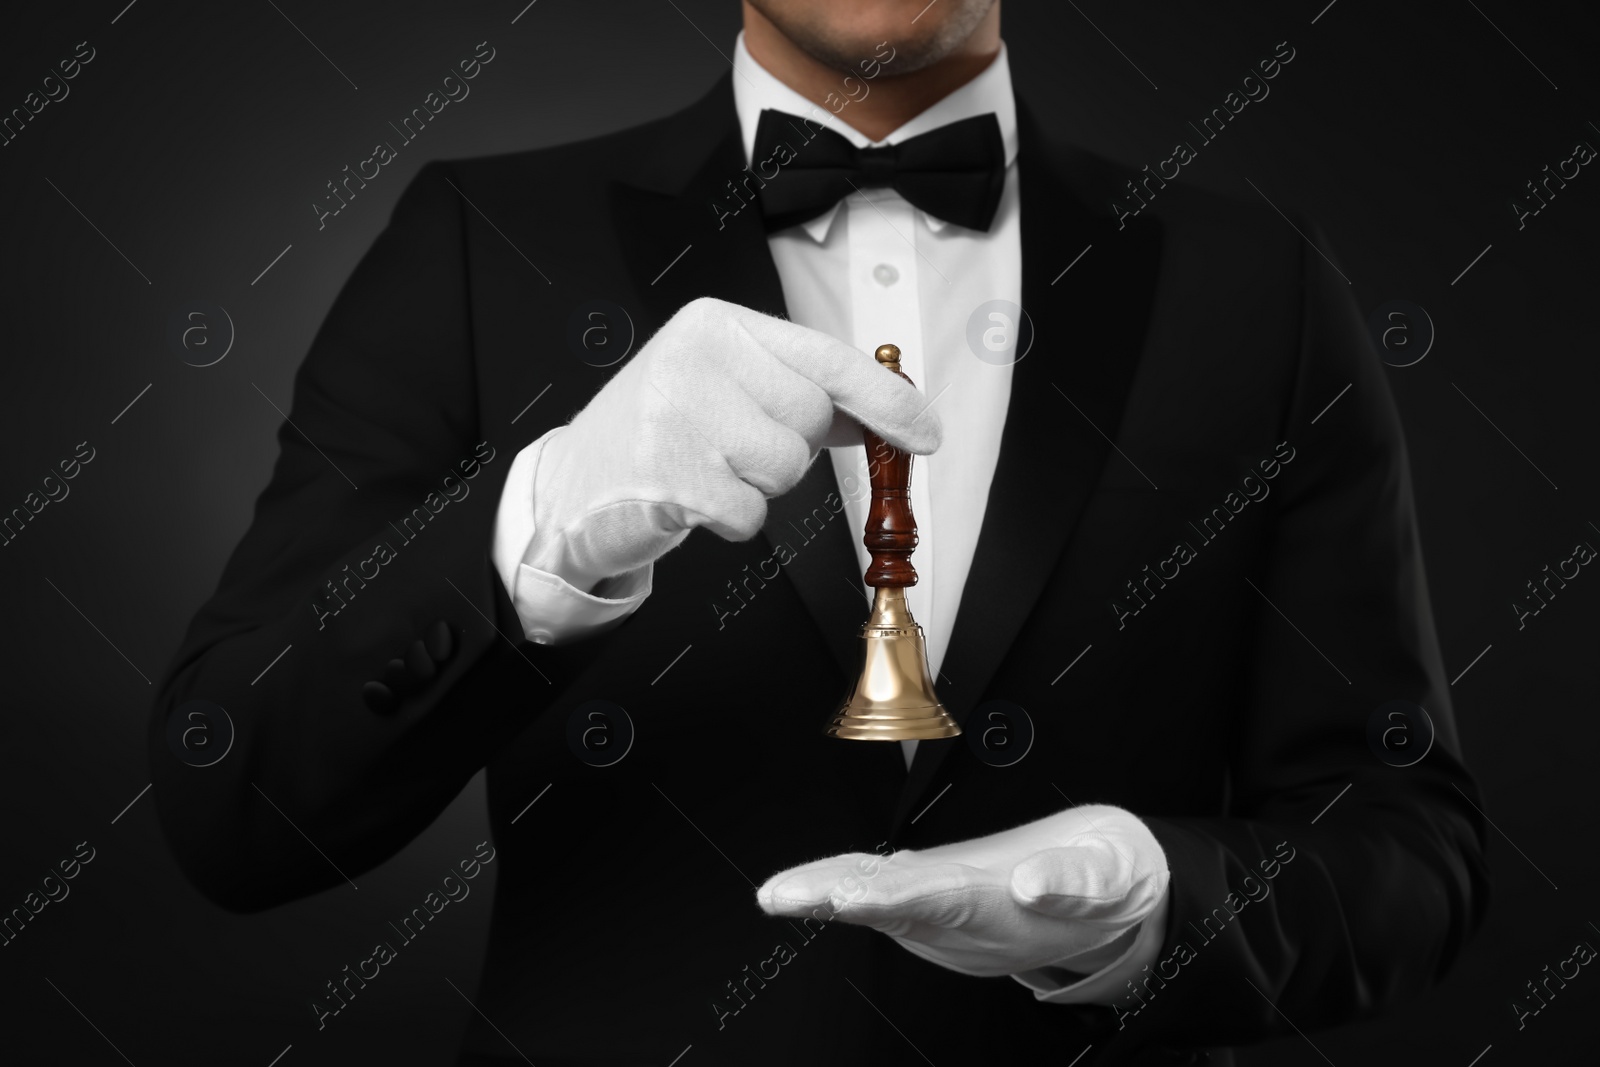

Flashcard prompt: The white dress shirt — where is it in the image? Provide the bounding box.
[491,33,1157,1004]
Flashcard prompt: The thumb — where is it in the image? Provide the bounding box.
[1009,841,1154,924]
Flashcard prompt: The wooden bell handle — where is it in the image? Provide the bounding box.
[862,344,920,588]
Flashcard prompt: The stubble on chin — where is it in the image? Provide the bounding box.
[756,1,995,77]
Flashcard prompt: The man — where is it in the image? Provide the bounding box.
[148,1,1490,1063]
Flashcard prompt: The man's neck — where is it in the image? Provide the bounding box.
[740,3,1001,141]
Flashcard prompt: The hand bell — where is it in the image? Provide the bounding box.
[825,344,960,741]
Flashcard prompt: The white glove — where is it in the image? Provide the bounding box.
[526,297,942,591]
[756,805,1169,979]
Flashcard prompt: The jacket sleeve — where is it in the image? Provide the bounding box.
[1136,225,1492,1044]
[147,161,575,912]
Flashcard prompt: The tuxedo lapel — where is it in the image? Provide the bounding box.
[891,100,1167,833]
[609,75,878,735]
[609,78,788,329]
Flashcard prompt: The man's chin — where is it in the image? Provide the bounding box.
[747,0,996,75]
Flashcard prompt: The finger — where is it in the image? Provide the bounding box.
[762,859,998,933]
[653,313,838,449]
[841,862,1016,934]
[650,372,814,499]
[715,303,944,456]
[756,852,888,917]
[1010,842,1160,923]
[821,409,910,450]
[717,344,837,450]
[668,478,770,542]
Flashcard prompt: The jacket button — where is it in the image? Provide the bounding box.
[382,658,415,695]
[362,681,397,714]
[406,639,437,681]
[425,619,455,662]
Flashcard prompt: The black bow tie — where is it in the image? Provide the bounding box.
[750,109,1006,234]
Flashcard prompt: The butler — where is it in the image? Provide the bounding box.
[149,2,1490,1064]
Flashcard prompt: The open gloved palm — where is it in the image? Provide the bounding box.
[756,804,1169,979]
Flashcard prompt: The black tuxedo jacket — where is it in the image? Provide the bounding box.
[149,76,1490,1066]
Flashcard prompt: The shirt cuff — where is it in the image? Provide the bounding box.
[492,427,652,645]
[1010,884,1171,1004]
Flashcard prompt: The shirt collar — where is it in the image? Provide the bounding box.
[730,31,1018,242]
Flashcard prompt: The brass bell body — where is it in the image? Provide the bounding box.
[826,587,960,740]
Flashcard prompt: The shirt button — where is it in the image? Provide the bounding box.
[872,263,900,287]
[529,630,553,645]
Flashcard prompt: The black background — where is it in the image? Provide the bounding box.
[0,1,1595,1064]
